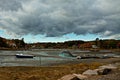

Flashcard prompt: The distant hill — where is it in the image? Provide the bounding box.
[26,38,120,50]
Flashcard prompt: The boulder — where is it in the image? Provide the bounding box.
[82,69,98,76]
[94,68,111,75]
[73,74,87,79]
[99,64,117,70]
[76,56,81,59]
[58,74,80,80]
[58,74,87,80]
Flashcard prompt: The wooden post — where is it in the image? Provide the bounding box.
[39,56,41,66]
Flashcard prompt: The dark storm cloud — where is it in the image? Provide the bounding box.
[0,0,120,39]
[0,0,22,11]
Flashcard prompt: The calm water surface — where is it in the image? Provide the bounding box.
[0,49,119,66]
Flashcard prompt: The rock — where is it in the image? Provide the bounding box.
[58,74,80,80]
[58,74,87,80]
[73,74,87,79]
[76,56,81,59]
[99,64,117,70]
[95,68,111,75]
[82,69,98,76]
[94,64,117,75]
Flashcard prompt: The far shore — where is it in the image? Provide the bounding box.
[0,48,120,52]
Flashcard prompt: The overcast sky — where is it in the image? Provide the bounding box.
[0,0,120,42]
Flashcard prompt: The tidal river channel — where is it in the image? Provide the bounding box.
[0,49,119,66]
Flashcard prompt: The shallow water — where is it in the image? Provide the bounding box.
[0,50,74,66]
[0,49,119,66]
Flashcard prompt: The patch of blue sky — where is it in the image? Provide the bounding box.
[63,33,100,41]
[0,29,101,43]
[0,30,5,37]
[22,33,100,43]
[0,30,13,39]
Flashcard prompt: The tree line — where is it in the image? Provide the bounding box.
[0,37,120,49]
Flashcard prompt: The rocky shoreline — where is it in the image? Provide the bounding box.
[85,62,120,80]
[58,62,120,80]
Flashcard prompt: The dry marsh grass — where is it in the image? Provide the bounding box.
[0,62,102,80]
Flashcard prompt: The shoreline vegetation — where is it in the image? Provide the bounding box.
[0,37,120,51]
[0,58,119,80]
[0,63,102,80]
[0,48,120,53]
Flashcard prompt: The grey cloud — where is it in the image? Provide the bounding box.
[0,0,120,39]
[0,0,22,11]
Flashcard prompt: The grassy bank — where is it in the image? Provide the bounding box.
[0,62,102,80]
[0,58,119,80]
